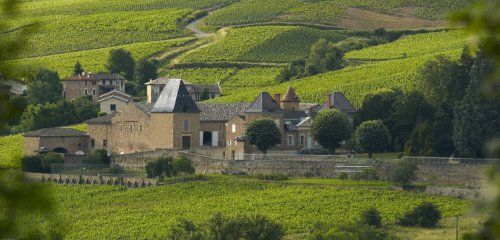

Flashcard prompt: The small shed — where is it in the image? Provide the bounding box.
[23,128,90,155]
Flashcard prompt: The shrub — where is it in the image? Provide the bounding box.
[40,152,64,173]
[360,208,382,228]
[21,155,43,172]
[145,156,174,178]
[397,202,441,228]
[360,168,379,181]
[172,155,195,176]
[298,147,329,155]
[208,213,284,240]
[167,219,204,240]
[390,160,418,189]
[337,172,348,180]
[255,174,289,181]
[108,164,124,174]
[83,149,111,166]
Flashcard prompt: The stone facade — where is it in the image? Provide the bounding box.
[110,103,153,153]
[98,90,131,114]
[23,128,90,155]
[63,73,126,104]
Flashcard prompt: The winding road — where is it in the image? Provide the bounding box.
[186,15,214,38]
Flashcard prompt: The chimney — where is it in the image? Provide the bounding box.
[274,93,281,105]
[326,94,331,109]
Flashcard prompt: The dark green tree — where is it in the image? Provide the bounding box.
[167,219,204,240]
[398,202,441,228]
[72,96,99,122]
[404,121,435,156]
[172,155,195,176]
[305,38,344,75]
[145,156,174,179]
[360,208,382,228]
[311,109,352,154]
[453,53,500,157]
[134,58,157,86]
[40,152,64,173]
[82,149,111,166]
[389,91,434,151]
[276,59,306,83]
[390,160,418,189]
[245,119,281,154]
[26,68,62,104]
[106,48,135,80]
[354,120,391,159]
[359,88,399,123]
[73,61,84,75]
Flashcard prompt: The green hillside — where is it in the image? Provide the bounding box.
[205,0,475,27]
[209,30,468,106]
[19,177,470,239]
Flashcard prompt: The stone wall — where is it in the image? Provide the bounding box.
[111,150,492,187]
[110,103,153,153]
[24,135,90,155]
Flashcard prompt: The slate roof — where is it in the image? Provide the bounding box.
[65,73,125,81]
[150,79,200,113]
[322,92,357,112]
[85,112,116,124]
[133,102,153,113]
[24,128,87,137]
[245,92,282,113]
[283,110,307,120]
[281,87,299,102]
[196,102,250,121]
[185,84,221,94]
[98,90,132,102]
[145,77,178,85]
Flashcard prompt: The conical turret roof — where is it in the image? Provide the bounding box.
[281,87,299,102]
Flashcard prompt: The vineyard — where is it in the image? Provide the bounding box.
[209,30,467,106]
[9,9,191,59]
[0,124,87,169]
[181,26,350,63]
[163,67,237,85]
[3,38,194,78]
[15,176,471,239]
[204,0,476,27]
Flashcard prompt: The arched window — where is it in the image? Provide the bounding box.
[183,119,189,132]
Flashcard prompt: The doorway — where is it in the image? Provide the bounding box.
[182,136,191,150]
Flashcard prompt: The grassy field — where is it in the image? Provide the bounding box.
[209,30,467,106]
[0,124,87,169]
[16,176,472,239]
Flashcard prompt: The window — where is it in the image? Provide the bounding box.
[183,119,189,132]
[63,91,66,99]
[120,124,123,132]
[232,124,236,133]
[102,80,105,85]
[103,140,107,147]
[300,135,305,146]
[84,89,88,95]
[139,125,143,132]
[130,124,133,132]
[92,81,96,86]
[91,139,95,147]
[92,89,96,95]
[78,143,81,147]
[85,81,88,86]
[287,135,295,146]
[110,104,116,111]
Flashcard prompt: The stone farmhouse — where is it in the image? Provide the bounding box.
[63,73,126,104]
[24,79,357,158]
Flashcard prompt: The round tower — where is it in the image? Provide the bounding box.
[280,87,300,110]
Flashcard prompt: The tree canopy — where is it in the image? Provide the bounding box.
[106,48,135,80]
[27,68,62,105]
[311,109,352,153]
[245,118,281,154]
[355,120,391,158]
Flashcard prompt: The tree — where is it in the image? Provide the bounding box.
[72,96,99,122]
[26,68,62,104]
[389,91,434,151]
[398,202,441,228]
[359,89,399,123]
[354,120,391,158]
[167,219,204,240]
[82,149,110,166]
[134,58,157,86]
[390,160,418,189]
[73,61,84,75]
[311,109,352,154]
[106,48,135,80]
[207,213,284,240]
[360,208,382,228]
[245,119,281,154]
[145,156,174,179]
[172,155,195,176]
[306,38,344,75]
[453,53,500,158]
[404,121,435,156]
[40,152,64,173]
